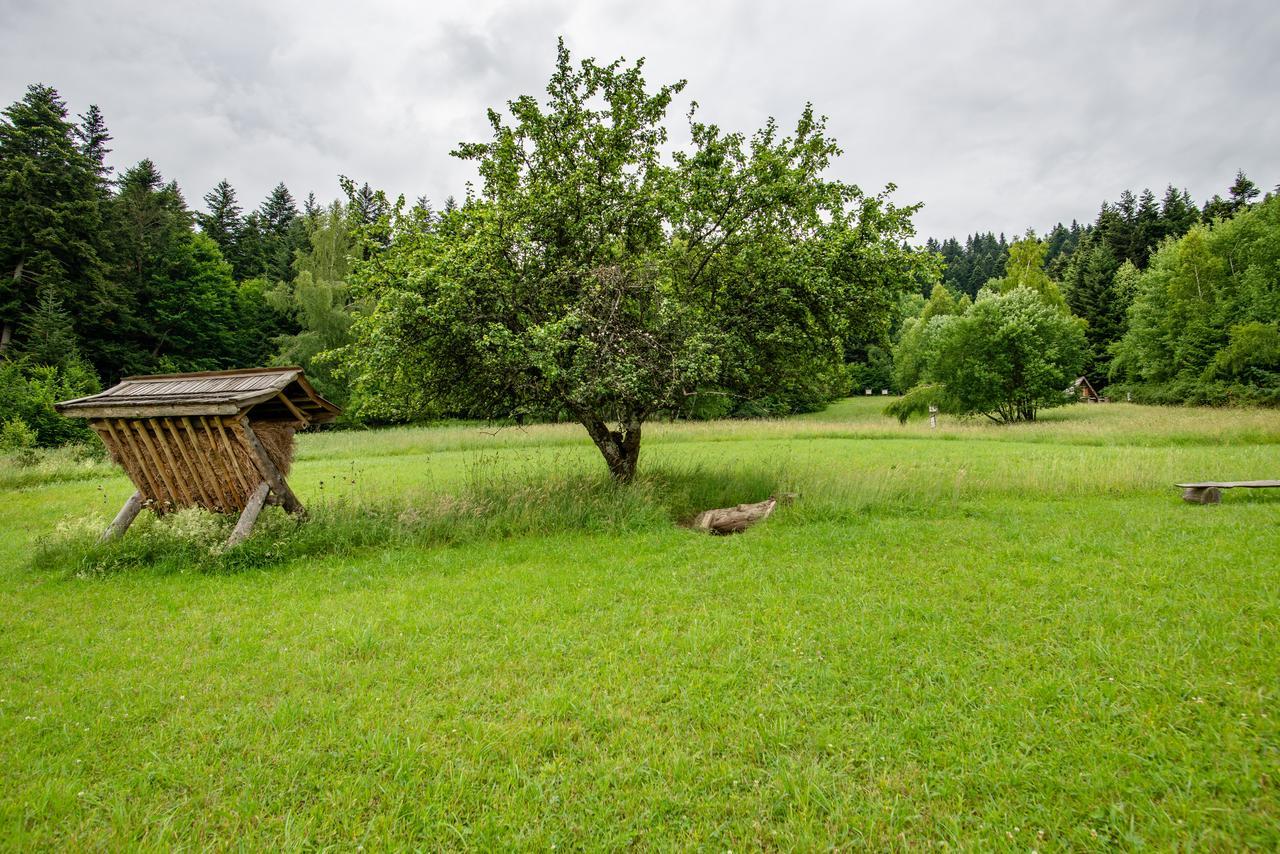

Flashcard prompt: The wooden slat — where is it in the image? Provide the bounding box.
[161,418,215,509]
[130,420,179,508]
[208,416,256,500]
[104,419,162,503]
[182,417,234,511]
[143,419,193,506]
[275,392,310,425]
[236,417,305,516]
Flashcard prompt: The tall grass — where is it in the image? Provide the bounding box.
[30,459,800,577]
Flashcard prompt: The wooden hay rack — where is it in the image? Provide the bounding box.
[56,367,340,546]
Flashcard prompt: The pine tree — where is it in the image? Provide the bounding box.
[74,104,113,188]
[1134,188,1161,265]
[1227,170,1259,213]
[1160,185,1199,238]
[0,84,106,358]
[260,182,298,236]
[17,285,82,368]
[197,180,245,275]
[1062,237,1122,383]
[258,182,302,283]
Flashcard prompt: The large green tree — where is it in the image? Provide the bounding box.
[0,84,106,358]
[268,201,358,403]
[1112,195,1280,403]
[342,42,930,480]
[105,160,242,376]
[889,287,1086,424]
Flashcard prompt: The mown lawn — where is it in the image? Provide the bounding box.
[1,399,1277,849]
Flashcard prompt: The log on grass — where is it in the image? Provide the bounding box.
[691,494,795,535]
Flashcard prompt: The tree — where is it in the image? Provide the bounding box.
[1112,195,1280,404]
[267,201,357,403]
[259,182,303,283]
[74,104,113,188]
[17,285,81,369]
[986,232,1067,309]
[1062,236,1122,383]
[891,283,968,391]
[342,42,930,480]
[1228,170,1260,212]
[197,180,246,275]
[105,160,242,376]
[888,287,1086,424]
[0,84,106,358]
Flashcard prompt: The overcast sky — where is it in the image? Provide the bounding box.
[3,0,1277,240]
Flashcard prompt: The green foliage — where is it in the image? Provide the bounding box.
[0,415,37,451]
[883,382,947,424]
[0,84,107,359]
[891,284,968,392]
[897,288,1086,423]
[0,356,99,446]
[1111,196,1280,404]
[17,286,83,369]
[985,232,1067,309]
[342,42,928,479]
[268,202,359,405]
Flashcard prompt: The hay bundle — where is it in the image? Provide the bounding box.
[92,416,297,513]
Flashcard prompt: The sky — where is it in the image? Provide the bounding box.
[2,0,1278,240]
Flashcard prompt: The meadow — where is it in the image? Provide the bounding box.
[1,397,1278,849]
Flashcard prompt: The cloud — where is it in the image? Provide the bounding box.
[2,0,1276,238]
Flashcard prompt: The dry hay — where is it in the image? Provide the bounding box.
[93,416,297,514]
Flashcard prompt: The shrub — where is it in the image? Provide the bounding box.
[889,287,1086,423]
[0,416,37,451]
[0,357,100,447]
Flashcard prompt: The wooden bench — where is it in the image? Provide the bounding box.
[1177,480,1280,504]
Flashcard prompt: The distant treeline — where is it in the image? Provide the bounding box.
[0,84,388,446]
[2,80,1276,449]
[883,172,1278,404]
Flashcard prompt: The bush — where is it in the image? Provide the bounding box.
[0,357,100,447]
[890,287,1086,423]
[0,416,37,451]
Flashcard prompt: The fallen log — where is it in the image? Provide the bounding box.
[690,493,796,535]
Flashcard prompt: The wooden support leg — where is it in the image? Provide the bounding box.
[227,482,271,547]
[236,418,306,518]
[101,491,145,542]
[1182,487,1221,504]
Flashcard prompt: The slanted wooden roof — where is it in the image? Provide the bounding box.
[56,366,340,423]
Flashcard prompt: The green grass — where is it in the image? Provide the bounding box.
[1,399,1278,848]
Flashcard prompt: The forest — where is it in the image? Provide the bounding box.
[2,78,1277,452]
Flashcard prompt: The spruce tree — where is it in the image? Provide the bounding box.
[0,84,106,358]
[258,182,301,283]
[18,285,82,369]
[1227,170,1259,213]
[197,180,246,276]
[74,104,113,188]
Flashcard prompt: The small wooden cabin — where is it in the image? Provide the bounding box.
[1069,376,1102,403]
[56,367,339,544]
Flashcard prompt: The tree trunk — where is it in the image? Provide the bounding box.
[582,416,642,483]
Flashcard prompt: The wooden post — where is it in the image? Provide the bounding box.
[226,481,271,546]
[101,491,145,542]
[236,417,306,517]
[928,405,938,429]
[1182,486,1221,505]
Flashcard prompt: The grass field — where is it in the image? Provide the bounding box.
[2,398,1278,849]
